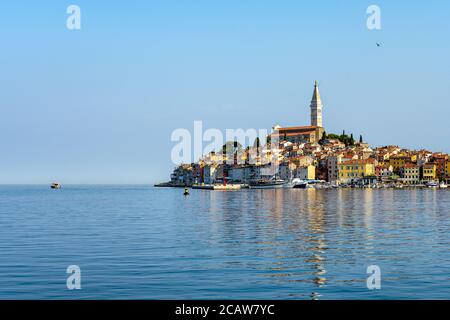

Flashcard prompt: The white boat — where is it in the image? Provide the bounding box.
[439,182,448,189]
[291,179,313,189]
[249,179,288,189]
[426,181,439,188]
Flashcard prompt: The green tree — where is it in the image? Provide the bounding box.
[319,131,327,144]
[245,146,250,165]
[266,135,271,147]
[349,133,355,146]
[253,137,261,157]
[253,137,261,148]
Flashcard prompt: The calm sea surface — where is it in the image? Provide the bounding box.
[0,185,449,299]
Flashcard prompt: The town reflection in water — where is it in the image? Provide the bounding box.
[249,189,331,299]
[204,187,443,299]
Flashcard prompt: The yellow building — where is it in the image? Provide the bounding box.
[298,165,316,180]
[338,159,376,182]
[422,163,437,181]
[389,156,411,173]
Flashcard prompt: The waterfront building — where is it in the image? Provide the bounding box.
[228,166,243,183]
[375,164,394,182]
[400,164,420,185]
[279,162,296,181]
[316,166,328,181]
[315,157,328,181]
[254,164,277,181]
[327,155,343,182]
[422,163,437,182]
[430,153,448,181]
[362,175,378,185]
[338,159,376,183]
[192,163,202,184]
[203,164,217,184]
[297,165,316,180]
[170,164,194,186]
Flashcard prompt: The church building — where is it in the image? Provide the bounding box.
[275,81,325,144]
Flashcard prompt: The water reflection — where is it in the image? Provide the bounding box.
[204,188,449,299]
[304,190,327,294]
[1,186,449,299]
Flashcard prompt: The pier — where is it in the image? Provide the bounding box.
[192,184,242,191]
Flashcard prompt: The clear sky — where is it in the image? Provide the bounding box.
[1,1,449,184]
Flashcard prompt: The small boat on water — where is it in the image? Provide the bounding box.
[292,179,313,189]
[293,182,312,189]
[183,187,190,196]
[249,179,287,189]
[426,181,439,188]
[439,182,448,189]
[50,182,61,189]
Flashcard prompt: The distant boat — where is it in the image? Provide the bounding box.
[439,182,448,189]
[50,182,61,189]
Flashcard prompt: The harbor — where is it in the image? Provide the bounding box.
[156,179,448,191]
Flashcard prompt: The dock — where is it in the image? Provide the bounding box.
[192,184,242,191]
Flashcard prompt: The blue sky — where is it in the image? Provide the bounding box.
[0,1,449,184]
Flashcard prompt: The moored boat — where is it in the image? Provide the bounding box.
[249,179,287,189]
[426,181,439,188]
[293,182,312,189]
[292,179,313,189]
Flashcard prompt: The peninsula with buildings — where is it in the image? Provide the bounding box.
[160,82,450,189]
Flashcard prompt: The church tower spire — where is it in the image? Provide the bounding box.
[310,80,323,127]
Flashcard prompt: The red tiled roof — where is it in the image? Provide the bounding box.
[278,125,319,131]
[423,163,436,168]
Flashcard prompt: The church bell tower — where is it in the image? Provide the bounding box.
[310,81,323,127]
